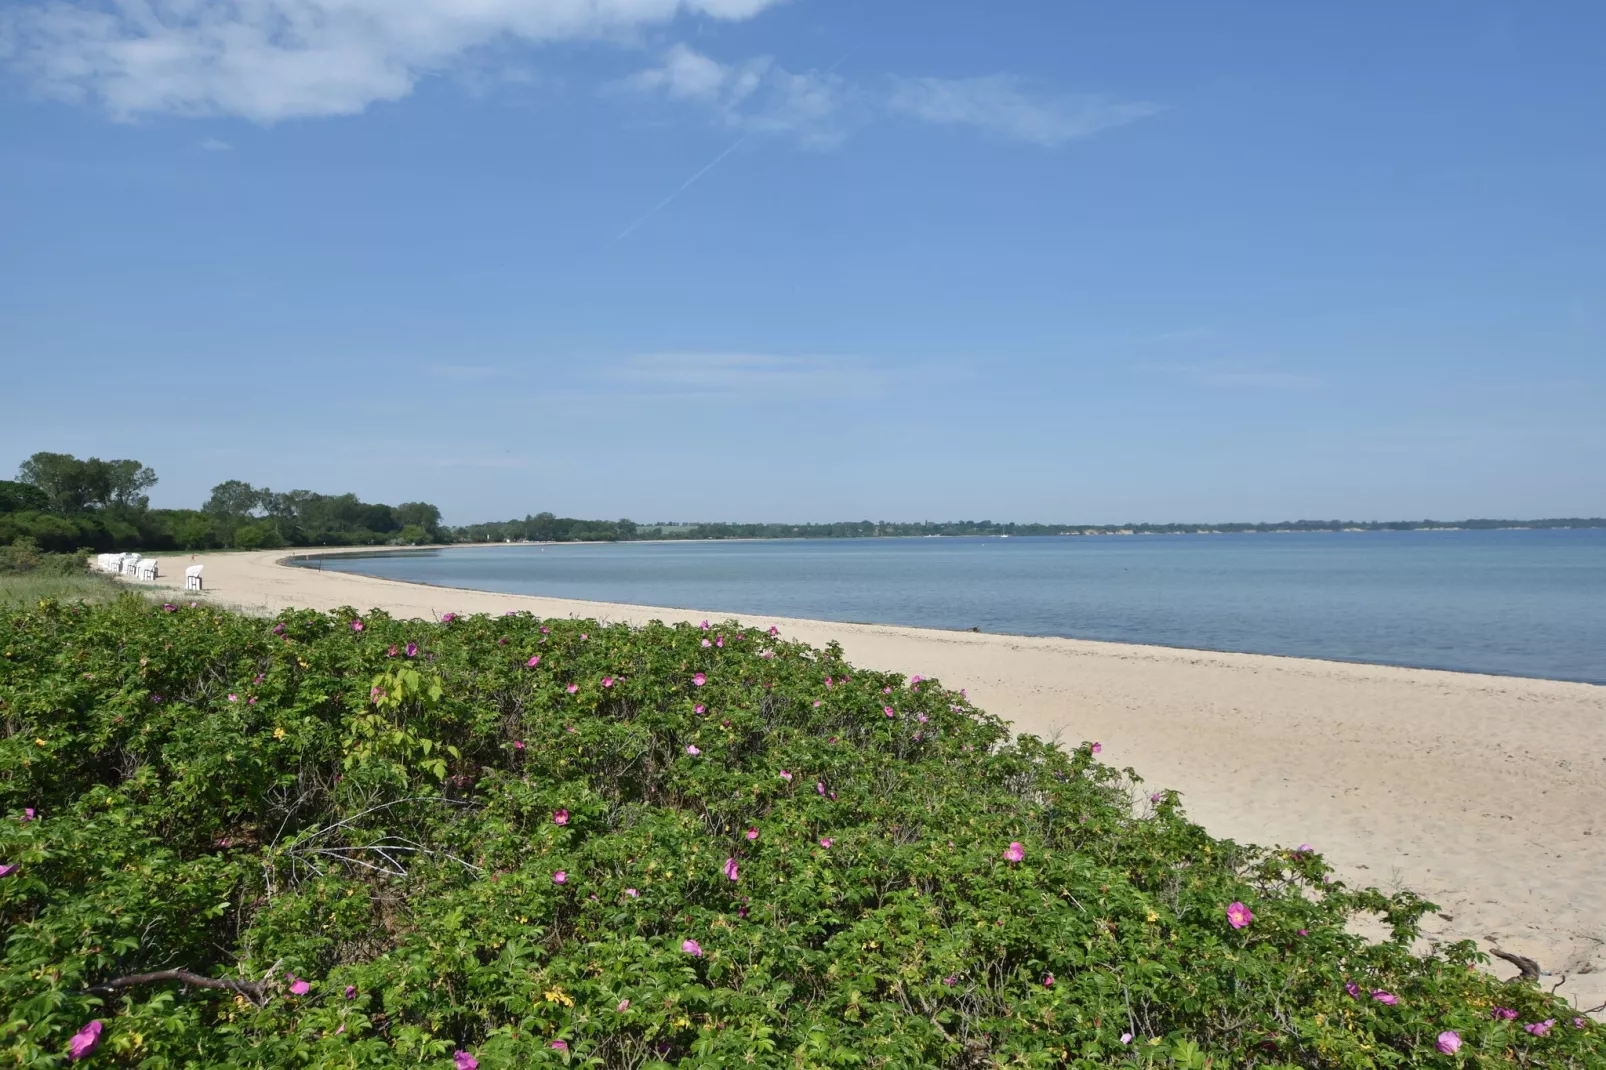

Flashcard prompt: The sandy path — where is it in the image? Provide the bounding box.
[133,548,1606,1014]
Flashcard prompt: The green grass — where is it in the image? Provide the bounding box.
[0,569,125,607]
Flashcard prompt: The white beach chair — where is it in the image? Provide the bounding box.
[184,564,204,591]
[94,554,113,573]
[121,554,142,576]
[137,559,159,581]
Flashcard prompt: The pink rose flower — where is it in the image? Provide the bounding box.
[66,1021,103,1062]
[1226,901,1254,929]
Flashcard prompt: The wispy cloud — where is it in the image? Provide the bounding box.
[622,47,1160,149]
[1158,363,1326,391]
[622,45,858,149]
[1197,370,1325,390]
[429,364,512,383]
[613,352,885,398]
[0,0,790,122]
[198,137,231,151]
[1133,326,1218,344]
[883,75,1162,146]
[431,454,530,470]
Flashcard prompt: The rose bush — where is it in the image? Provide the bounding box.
[0,599,1597,1067]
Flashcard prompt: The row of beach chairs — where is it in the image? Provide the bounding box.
[92,554,204,589]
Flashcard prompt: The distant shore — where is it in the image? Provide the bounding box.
[129,547,1606,1017]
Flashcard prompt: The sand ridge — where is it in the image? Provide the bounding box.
[132,547,1606,1015]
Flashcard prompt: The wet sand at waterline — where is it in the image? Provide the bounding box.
[129,548,1606,1015]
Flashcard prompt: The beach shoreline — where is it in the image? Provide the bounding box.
[279,544,1602,687]
[131,547,1606,1015]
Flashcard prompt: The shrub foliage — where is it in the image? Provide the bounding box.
[0,599,1597,1067]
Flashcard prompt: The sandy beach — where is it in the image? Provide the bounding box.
[134,548,1606,1015]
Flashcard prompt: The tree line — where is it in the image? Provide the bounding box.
[0,453,443,554]
[5,450,1603,557]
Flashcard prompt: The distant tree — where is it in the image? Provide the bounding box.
[232,520,284,550]
[0,480,50,514]
[96,458,158,512]
[204,480,266,519]
[17,452,156,513]
[395,502,442,534]
[397,524,429,545]
[359,503,399,534]
[18,453,96,513]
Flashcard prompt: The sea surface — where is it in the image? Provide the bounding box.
[293,530,1606,684]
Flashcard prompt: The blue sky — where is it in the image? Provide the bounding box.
[2,1,1602,525]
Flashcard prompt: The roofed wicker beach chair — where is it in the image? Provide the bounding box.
[184,564,204,591]
[137,559,159,581]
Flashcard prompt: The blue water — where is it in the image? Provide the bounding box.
[294,530,1606,685]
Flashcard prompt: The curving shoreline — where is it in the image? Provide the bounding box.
[135,547,1606,1014]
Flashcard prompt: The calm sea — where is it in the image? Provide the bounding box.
[294,530,1606,685]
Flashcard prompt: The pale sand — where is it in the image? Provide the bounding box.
[134,548,1606,1014]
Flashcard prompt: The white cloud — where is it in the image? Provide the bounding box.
[198,137,231,151]
[615,352,884,398]
[884,75,1161,146]
[1158,363,1326,391]
[0,0,790,122]
[428,364,511,383]
[1199,370,1325,391]
[623,47,1158,149]
[624,44,855,148]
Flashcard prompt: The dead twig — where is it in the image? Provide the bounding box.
[1490,948,1542,982]
[83,969,268,1005]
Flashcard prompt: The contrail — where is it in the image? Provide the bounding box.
[607,45,861,248]
[607,133,750,248]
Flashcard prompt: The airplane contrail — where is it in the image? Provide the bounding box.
[606,45,861,248]
[607,132,750,248]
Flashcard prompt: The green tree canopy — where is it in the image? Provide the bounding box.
[0,480,49,514]
[16,452,156,514]
[204,480,267,519]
